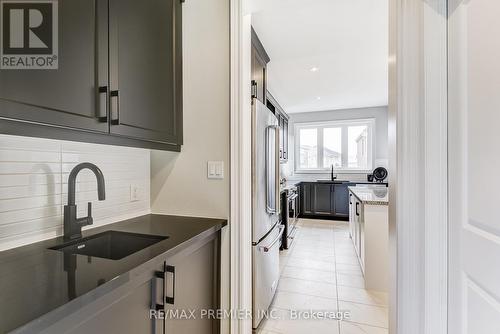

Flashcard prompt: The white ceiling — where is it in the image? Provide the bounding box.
[251,0,388,114]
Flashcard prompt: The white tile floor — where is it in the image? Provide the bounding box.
[257,219,388,334]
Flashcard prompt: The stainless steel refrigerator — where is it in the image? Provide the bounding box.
[252,98,284,329]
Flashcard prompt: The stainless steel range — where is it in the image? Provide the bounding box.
[282,185,299,249]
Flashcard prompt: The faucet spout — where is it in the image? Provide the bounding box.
[67,163,106,205]
[64,163,106,240]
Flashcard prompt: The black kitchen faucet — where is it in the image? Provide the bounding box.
[64,163,106,240]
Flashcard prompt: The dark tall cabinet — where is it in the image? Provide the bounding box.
[0,0,183,151]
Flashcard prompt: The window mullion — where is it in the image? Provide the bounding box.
[317,127,324,169]
[341,126,348,168]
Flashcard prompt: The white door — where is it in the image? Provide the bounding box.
[448,0,500,333]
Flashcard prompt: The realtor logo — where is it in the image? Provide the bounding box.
[0,0,58,69]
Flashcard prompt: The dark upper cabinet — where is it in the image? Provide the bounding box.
[109,0,182,144]
[283,117,288,160]
[266,92,289,163]
[0,0,183,151]
[0,0,108,133]
[251,28,269,104]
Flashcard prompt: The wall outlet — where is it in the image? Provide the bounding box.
[207,161,224,180]
[130,184,140,202]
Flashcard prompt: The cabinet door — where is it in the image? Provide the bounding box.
[301,183,313,214]
[109,0,182,144]
[0,0,108,133]
[69,279,156,334]
[360,214,365,271]
[251,48,267,104]
[348,192,354,238]
[313,184,333,215]
[283,118,288,161]
[333,184,351,217]
[278,115,284,160]
[164,238,218,334]
[354,199,360,254]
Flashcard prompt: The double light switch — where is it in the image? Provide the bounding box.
[207,161,224,179]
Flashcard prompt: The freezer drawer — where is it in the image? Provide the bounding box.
[252,224,284,329]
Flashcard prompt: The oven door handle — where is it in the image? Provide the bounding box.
[259,225,285,252]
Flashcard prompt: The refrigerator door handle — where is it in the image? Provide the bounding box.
[274,125,280,215]
[266,125,279,214]
[259,225,285,252]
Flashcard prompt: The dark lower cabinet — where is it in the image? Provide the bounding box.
[301,183,314,215]
[65,233,219,334]
[333,183,354,217]
[313,183,333,215]
[165,237,218,334]
[0,0,183,151]
[299,182,354,220]
[69,280,155,334]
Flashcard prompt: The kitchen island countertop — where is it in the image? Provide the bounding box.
[348,186,389,205]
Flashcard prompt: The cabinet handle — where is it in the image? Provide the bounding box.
[356,202,360,216]
[153,270,165,312]
[110,90,120,125]
[97,86,108,122]
[165,265,175,305]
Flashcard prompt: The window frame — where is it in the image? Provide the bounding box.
[294,118,375,173]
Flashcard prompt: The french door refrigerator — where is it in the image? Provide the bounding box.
[252,98,284,329]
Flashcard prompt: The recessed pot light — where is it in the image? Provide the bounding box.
[310,67,319,72]
[316,96,321,100]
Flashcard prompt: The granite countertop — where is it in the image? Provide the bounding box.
[0,214,227,333]
[348,186,389,205]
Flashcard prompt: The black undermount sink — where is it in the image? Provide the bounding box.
[49,231,168,260]
[316,180,350,184]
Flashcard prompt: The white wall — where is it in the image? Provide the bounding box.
[0,134,150,251]
[284,106,388,181]
[150,0,230,219]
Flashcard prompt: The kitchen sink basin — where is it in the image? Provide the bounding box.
[49,231,168,260]
[316,180,350,184]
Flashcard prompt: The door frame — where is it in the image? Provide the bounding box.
[388,0,448,333]
[230,1,253,333]
[230,0,449,333]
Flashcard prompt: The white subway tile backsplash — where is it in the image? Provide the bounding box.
[0,134,150,251]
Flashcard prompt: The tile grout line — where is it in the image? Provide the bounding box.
[332,222,342,334]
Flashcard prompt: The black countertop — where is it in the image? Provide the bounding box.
[0,214,227,333]
[285,180,388,186]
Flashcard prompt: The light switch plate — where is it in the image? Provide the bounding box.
[207,161,224,179]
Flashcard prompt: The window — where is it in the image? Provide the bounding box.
[295,119,374,172]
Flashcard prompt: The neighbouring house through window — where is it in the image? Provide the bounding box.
[295,119,374,172]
